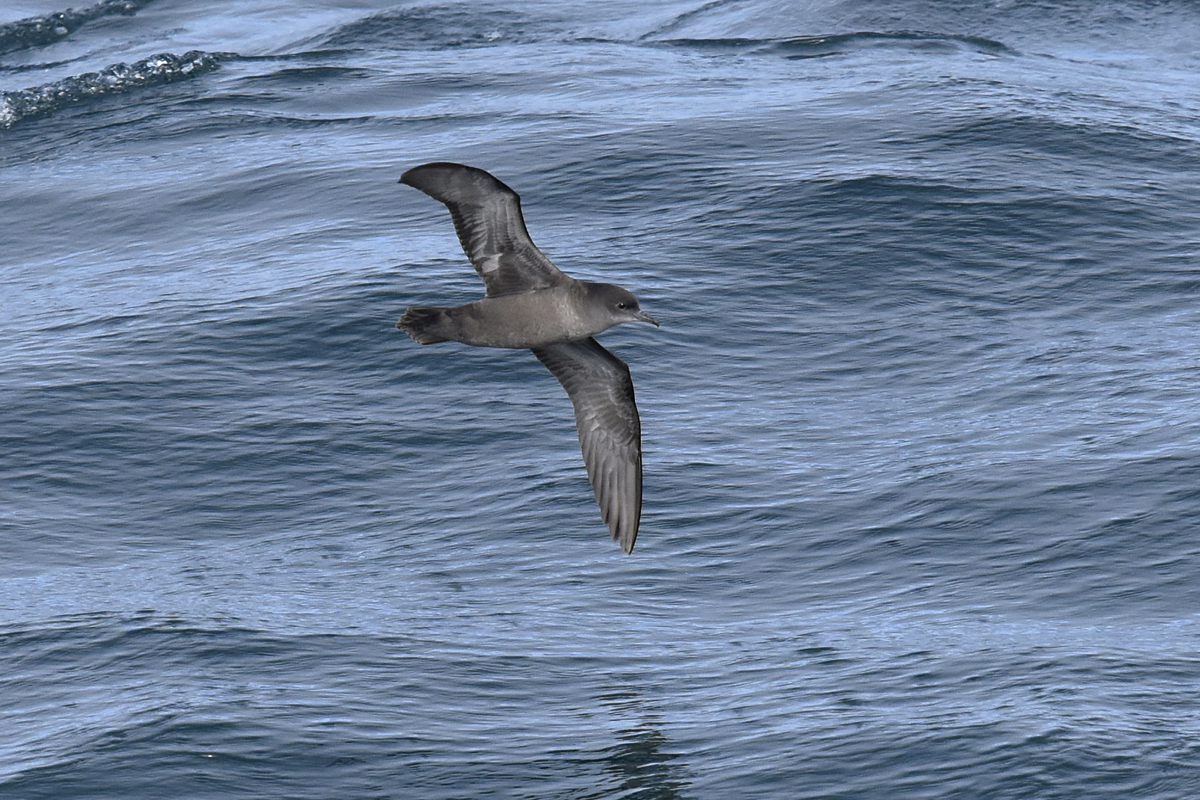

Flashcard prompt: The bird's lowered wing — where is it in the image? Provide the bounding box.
[532,337,642,553]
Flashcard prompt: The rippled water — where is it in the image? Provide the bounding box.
[3,1,1200,797]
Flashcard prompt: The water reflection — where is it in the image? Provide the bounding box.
[593,689,689,800]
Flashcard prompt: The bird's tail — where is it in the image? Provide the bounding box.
[397,306,453,344]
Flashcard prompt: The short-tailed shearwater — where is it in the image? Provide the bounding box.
[396,162,658,553]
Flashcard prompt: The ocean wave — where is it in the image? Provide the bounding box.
[640,0,744,40]
[653,30,1015,59]
[0,51,220,129]
[316,6,537,51]
[770,31,1015,58]
[0,0,157,56]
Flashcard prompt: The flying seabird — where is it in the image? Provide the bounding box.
[396,162,658,553]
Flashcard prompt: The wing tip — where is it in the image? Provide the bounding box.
[610,506,640,555]
[400,161,468,185]
[398,162,518,201]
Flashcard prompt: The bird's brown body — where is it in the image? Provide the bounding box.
[400,280,646,349]
[396,162,657,553]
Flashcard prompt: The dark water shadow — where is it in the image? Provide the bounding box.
[586,688,690,800]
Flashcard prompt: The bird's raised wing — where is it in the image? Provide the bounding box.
[532,337,642,553]
[401,162,566,297]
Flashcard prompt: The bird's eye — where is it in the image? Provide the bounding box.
[616,302,628,309]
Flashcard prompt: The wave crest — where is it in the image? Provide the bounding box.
[0,51,220,129]
[0,0,157,56]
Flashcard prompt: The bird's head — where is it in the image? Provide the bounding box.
[586,282,659,329]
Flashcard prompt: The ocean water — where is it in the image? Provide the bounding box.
[3,0,1200,797]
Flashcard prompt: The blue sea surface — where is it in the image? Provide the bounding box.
[3,1,1200,797]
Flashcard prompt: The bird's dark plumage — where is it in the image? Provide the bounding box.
[533,337,642,554]
[400,162,565,298]
[396,162,656,553]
